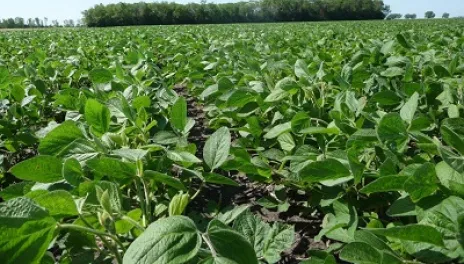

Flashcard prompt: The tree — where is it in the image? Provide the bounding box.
[425,11,436,19]
[386,13,402,20]
[44,17,48,27]
[404,13,417,19]
[442,13,450,18]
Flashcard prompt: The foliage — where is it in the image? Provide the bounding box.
[443,13,451,19]
[386,13,402,20]
[83,0,389,27]
[425,11,436,19]
[1,18,464,264]
[404,13,417,19]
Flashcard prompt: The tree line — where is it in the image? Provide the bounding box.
[0,17,83,29]
[83,0,390,27]
[386,11,450,20]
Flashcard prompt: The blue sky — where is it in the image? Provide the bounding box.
[0,0,463,22]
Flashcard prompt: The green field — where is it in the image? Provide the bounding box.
[1,19,464,264]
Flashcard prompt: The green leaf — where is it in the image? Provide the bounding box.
[339,242,381,264]
[400,92,419,124]
[123,216,201,264]
[0,198,57,264]
[299,126,340,135]
[233,211,270,258]
[397,33,412,49]
[38,121,85,156]
[386,196,417,217]
[63,158,83,186]
[262,223,295,263]
[435,161,464,192]
[367,225,444,247]
[145,171,187,192]
[441,118,464,155]
[112,148,148,162]
[85,99,111,134]
[404,163,438,202]
[169,192,189,216]
[89,68,113,84]
[10,156,63,183]
[275,77,298,91]
[354,230,393,252]
[277,133,295,152]
[207,220,259,264]
[372,90,402,106]
[264,89,289,103]
[360,176,407,194]
[167,151,202,163]
[216,205,250,225]
[381,67,404,77]
[377,113,409,151]
[31,190,78,218]
[295,59,309,78]
[300,159,351,183]
[87,157,136,179]
[0,182,34,201]
[204,127,231,170]
[204,173,239,187]
[264,122,292,139]
[171,97,188,132]
[439,146,464,174]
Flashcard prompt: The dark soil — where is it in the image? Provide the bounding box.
[173,84,326,263]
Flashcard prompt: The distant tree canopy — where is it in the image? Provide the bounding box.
[425,11,436,19]
[0,17,80,28]
[442,12,450,18]
[82,0,390,27]
[404,13,417,19]
[386,13,402,20]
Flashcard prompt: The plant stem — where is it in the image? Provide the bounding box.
[58,223,125,263]
[135,179,147,227]
[121,215,146,231]
[190,181,204,201]
[201,234,217,257]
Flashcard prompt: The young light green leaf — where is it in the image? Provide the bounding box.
[277,133,295,152]
[169,192,189,216]
[31,190,78,218]
[204,127,231,170]
[123,216,201,264]
[400,92,419,124]
[167,151,202,163]
[38,121,85,156]
[264,122,292,139]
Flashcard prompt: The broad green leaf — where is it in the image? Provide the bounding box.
[435,161,464,192]
[339,242,381,264]
[264,89,289,103]
[233,211,270,258]
[404,163,438,202]
[31,190,78,218]
[386,196,417,217]
[123,216,201,264]
[204,173,239,187]
[207,220,259,264]
[300,159,350,183]
[275,77,298,91]
[216,205,250,225]
[204,127,231,170]
[372,90,402,105]
[171,97,188,131]
[400,92,419,124]
[277,133,295,152]
[38,121,85,156]
[381,67,404,77]
[295,59,309,78]
[439,146,464,174]
[0,182,34,201]
[145,171,187,192]
[87,157,136,179]
[354,230,393,253]
[0,198,57,264]
[397,33,412,49]
[167,151,202,163]
[112,148,148,162]
[89,68,113,84]
[264,122,292,139]
[360,176,407,194]
[377,113,409,151]
[262,223,295,264]
[10,156,63,183]
[367,225,444,247]
[441,118,464,155]
[169,192,189,216]
[63,158,83,186]
[85,99,111,134]
[299,126,340,135]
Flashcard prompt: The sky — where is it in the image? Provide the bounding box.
[0,0,463,22]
